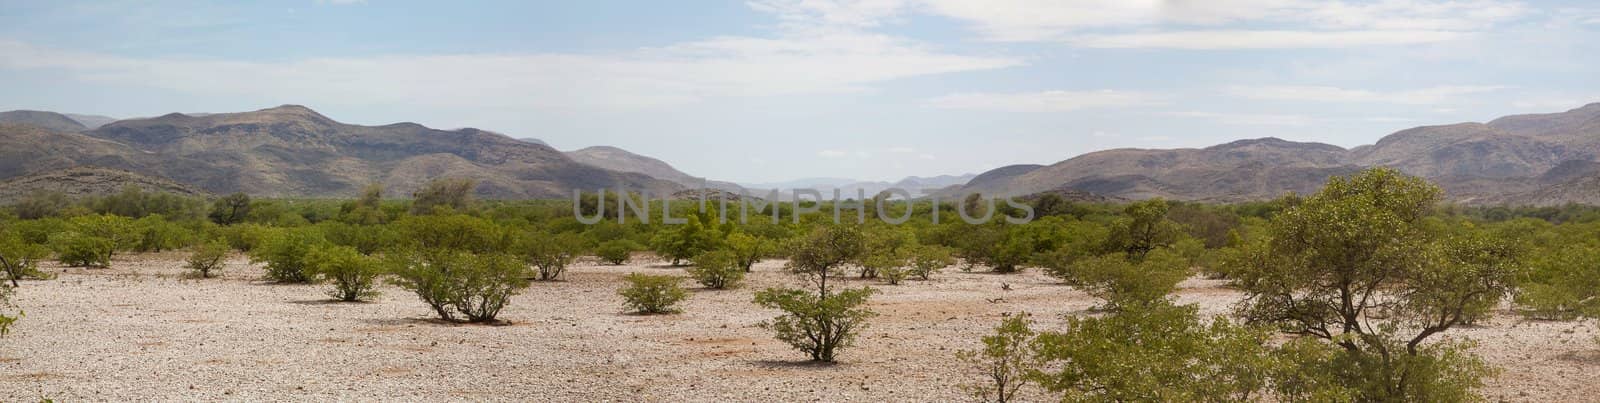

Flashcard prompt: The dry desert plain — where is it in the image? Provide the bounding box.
[1,252,1597,402]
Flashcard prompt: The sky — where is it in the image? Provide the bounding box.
[1,0,1597,183]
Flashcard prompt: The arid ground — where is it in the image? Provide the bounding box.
[1,253,1596,402]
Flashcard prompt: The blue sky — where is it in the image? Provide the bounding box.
[1,0,1597,183]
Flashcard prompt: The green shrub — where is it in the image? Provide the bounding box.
[392,214,509,254]
[133,215,193,252]
[526,232,586,281]
[218,223,274,252]
[753,286,876,362]
[387,250,530,322]
[69,214,137,261]
[686,249,744,289]
[1028,301,1276,401]
[208,192,252,225]
[307,245,382,302]
[723,232,770,272]
[595,240,637,265]
[53,232,112,268]
[1042,248,1190,309]
[0,231,50,284]
[618,273,688,314]
[185,239,230,278]
[318,222,395,255]
[248,229,325,283]
[908,244,955,281]
[957,314,1039,403]
[649,215,718,266]
[410,178,476,215]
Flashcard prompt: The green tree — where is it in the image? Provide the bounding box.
[307,245,383,302]
[0,231,50,286]
[1226,168,1519,401]
[686,249,744,289]
[386,249,530,323]
[958,314,1040,403]
[649,215,718,266]
[184,239,230,278]
[723,231,770,272]
[526,232,586,281]
[1028,301,1277,402]
[11,190,67,219]
[908,244,955,281]
[209,193,252,225]
[248,229,326,283]
[1102,199,1182,259]
[410,178,476,215]
[753,225,875,362]
[595,240,639,265]
[1042,248,1190,310]
[618,273,688,314]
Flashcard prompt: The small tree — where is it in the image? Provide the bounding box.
[249,229,325,283]
[410,178,476,215]
[0,231,50,285]
[958,314,1039,403]
[908,244,955,281]
[859,225,912,279]
[649,215,718,266]
[686,249,744,289]
[595,240,637,265]
[307,245,382,302]
[68,214,137,263]
[387,250,531,323]
[526,232,585,281]
[753,225,875,362]
[1227,168,1519,400]
[1042,248,1190,310]
[53,232,113,268]
[618,273,688,314]
[723,232,770,272]
[209,193,252,225]
[185,239,230,278]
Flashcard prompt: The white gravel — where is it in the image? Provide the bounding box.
[0,253,1595,401]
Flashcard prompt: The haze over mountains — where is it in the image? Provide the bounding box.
[1,103,1598,206]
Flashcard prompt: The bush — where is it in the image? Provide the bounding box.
[185,239,230,278]
[307,245,382,302]
[410,178,476,215]
[248,229,325,283]
[686,249,744,289]
[12,190,67,219]
[595,240,637,265]
[318,222,395,256]
[69,214,137,262]
[0,231,50,284]
[724,232,770,272]
[1042,248,1190,309]
[908,244,955,281]
[1028,301,1277,401]
[218,223,274,252]
[526,232,585,281]
[618,273,688,314]
[133,215,193,252]
[753,286,876,362]
[53,232,113,268]
[957,314,1039,403]
[209,192,252,225]
[649,214,718,266]
[387,250,530,323]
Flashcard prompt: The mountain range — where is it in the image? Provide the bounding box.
[1,103,1597,206]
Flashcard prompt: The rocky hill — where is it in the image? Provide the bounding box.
[0,110,89,132]
[957,103,1600,205]
[0,167,207,204]
[565,146,743,192]
[0,105,681,199]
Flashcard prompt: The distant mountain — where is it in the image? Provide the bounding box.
[0,110,88,132]
[957,103,1600,205]
[565,145,744,193]
[518,138,549,147]
[0,105,680,199]
[0,167,206,204]
[64,113,119,129]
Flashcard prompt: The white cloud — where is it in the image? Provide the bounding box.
[0,2,1020,110]
[1070,30,1465,49]
[917,0,1527,48]
[817,149,849,158]
[1223,85,1508,104]
[918,153,936,160]
[923,90,1164,112]
[886,146,916,153]
[1171,111,1314,126]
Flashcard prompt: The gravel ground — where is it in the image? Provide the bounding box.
[0,253,1596,402]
